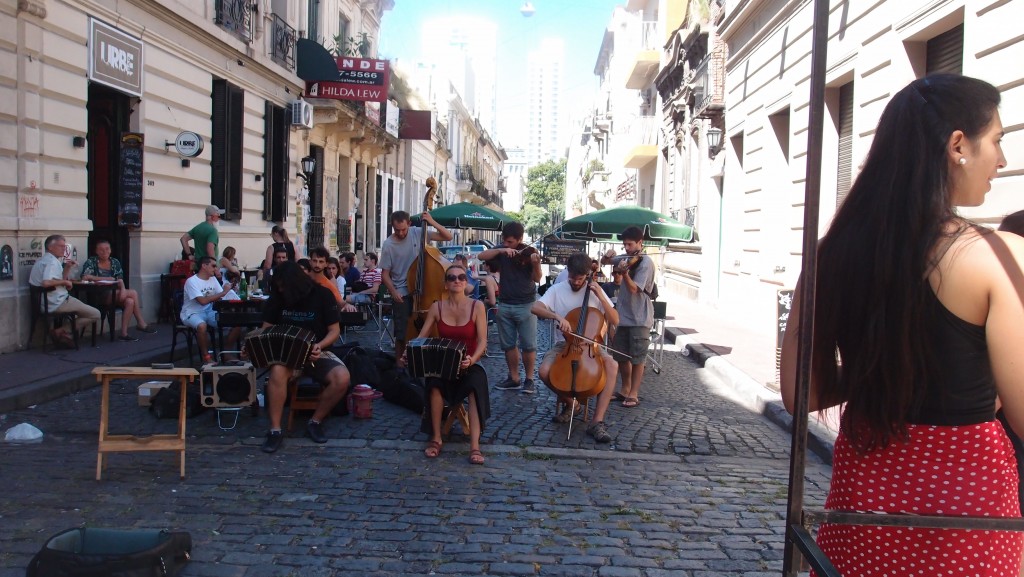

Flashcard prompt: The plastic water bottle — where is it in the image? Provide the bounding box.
[239,276,248,300]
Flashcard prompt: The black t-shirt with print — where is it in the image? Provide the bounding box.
[262,285,340,341]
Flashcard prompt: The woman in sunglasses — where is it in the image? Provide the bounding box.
[401,263,490,465]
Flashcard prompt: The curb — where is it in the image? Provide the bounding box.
[666,327,836,464]
[0,348,189,414]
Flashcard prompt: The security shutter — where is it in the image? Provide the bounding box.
[926,24,963,75]
[212,78,244,220]
[836,81,854,206]
[263,102,289,222]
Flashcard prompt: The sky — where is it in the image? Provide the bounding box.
[379,0,625,149]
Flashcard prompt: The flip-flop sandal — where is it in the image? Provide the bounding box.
[424,440,442,458]
[468,450,485,465]
[622,397,639,408]
[612,392,627,402]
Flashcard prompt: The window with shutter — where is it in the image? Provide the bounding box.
[836,81,854,206]
[926,24,963,75]
[263,102,290,222]
[211,78,244,220]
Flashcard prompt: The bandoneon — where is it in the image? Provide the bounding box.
[244,325,316,369]
[406,338,465,382]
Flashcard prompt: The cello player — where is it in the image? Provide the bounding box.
[531,252,618,443]
[380,210,454,355]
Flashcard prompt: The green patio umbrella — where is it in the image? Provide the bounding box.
[560,206,694,243]
[411,202,509,230]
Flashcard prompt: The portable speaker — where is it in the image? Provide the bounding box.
[200,361,256,408]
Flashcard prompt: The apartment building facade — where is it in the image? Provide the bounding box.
[1,0,393,352]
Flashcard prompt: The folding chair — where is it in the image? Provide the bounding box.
[646,300,667,374]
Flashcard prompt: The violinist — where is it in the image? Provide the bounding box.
[380,210,454,354]
[531,252,618,443]
[601,226,656,408]
[477,222,543,394]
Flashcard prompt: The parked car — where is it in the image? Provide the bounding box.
[440,244,488,261]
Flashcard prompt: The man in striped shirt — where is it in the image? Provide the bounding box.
[347,252,382,305]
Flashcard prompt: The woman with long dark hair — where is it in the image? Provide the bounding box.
[262,225,295,272]
[781,74,1020,575]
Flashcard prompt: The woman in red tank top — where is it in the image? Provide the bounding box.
[401,264,490,464]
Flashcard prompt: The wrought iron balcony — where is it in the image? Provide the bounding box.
[215,0,253,44]
[270,13,296,70]
[456,164,475,182]
[691,55,724,118]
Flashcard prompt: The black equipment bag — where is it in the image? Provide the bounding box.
[149,382,205,419]
[368,351,424,413]
[26,527,192,577]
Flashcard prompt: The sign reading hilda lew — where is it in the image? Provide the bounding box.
[89,18,143,97]
[305,57,390,103]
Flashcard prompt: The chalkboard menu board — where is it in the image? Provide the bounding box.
[118,132,144,227]
[541,236,588,265]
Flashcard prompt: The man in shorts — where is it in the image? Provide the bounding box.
[477,222,543,393]
[380,209,454,354]
[180,256,240,364]
[532,252,618,442]
[257,261,351,453]
[602,226,655,408]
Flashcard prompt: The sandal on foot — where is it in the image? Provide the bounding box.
[552,400,581,423]
[468,449,485,465]
[424,440,442,458]
[622,397,639,408]
[611,392,627,402]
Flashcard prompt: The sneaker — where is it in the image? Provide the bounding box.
[521,379,536,395]
[587,421,612,443]
[136,325,158,334]
[495,378,521,391]
[305,420,327,444]
[261,430,284,453]
[118,334,139,342]
[552,400,581,424]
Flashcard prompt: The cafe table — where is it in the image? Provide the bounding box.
[71,280,119,342]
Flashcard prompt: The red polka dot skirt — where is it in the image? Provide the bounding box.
[815,421,1022,577]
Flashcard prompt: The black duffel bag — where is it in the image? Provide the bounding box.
[26,527,192,577]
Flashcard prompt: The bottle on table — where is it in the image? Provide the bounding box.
[239,276,248,300]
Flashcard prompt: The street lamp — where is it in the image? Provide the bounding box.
[298,155,316,181]
[706,126,723,158]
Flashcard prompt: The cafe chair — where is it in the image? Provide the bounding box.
[28,285,80,352]
[168,290,217,366]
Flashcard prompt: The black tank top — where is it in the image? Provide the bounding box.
[909,289,996,425]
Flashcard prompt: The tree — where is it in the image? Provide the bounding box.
[524,158,567,227]
[521,205,549,240]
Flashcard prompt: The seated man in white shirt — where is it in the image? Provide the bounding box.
[28,234,101,346]
[181,256,240,363]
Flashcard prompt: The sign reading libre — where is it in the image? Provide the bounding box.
[174,131,204,158]
[304,57,390,103]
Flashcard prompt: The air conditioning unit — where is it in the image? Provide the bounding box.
[290,99,313,129]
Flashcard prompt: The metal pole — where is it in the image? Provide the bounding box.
[783,0,830,574]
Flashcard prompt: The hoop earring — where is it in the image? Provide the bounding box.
[958,157,967,165]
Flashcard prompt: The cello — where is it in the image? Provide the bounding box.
[404,177,451,339]
[545,263,607,425]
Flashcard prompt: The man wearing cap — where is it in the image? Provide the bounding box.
[180,205,224,265]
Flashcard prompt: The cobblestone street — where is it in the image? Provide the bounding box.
[0,321,831,576]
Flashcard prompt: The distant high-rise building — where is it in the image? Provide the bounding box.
[502,147,528,212]
[416,16,498,137]
[527,38,564,167]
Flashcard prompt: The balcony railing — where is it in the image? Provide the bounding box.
[691,55,724,118]
[640,21,658,50]
[215,0,253,44]
[270,13,296,70]
[456,164,475,181]
[628,115,658,145]
[307,216,325,250]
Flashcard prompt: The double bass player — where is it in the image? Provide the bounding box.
[532,252,618,443]
[380,209,453,354]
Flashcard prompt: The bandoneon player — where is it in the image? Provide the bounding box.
[253,261,351,454]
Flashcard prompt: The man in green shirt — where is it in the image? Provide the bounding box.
[180,205,224,265]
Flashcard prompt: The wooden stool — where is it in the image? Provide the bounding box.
[441,403,470,437]
[93,366,198,480]
[286,375,322,431]
[554,396,592,422]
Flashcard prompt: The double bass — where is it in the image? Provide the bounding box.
[546,263,607,416]
[404,177,451,340]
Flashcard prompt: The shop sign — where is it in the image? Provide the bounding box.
[89,18,144,97]
[304,57,389,103]
[384,100,399,138]
[173,131,204,158]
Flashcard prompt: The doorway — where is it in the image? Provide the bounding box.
[86,83,132,276]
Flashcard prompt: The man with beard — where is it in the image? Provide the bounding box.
[531,252,618,443]
[256,261,351,453]
[180,205,224,266]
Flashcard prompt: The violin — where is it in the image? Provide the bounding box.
[511,243,539,267]
[604,250,643,274]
